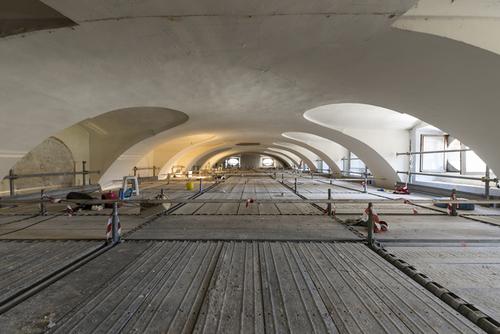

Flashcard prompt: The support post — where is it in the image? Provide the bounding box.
[363,168,368,193]
[82,161,87,186]
[40,189,47,216]
[73,161,77,186]
[294,177,297,194]
[327,188,332,216]
[281,174,284,183]
[485,166,490,201]
[112,202,120,244]
[8,169,15,196]
[133,166,137,177]
[199,178,203,193]
[152,166,156,177]
[367,208,374,246]
[408,155,413,184]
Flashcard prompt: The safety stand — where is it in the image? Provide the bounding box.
[111,202,121,244]
[199,178,203,193]
[281,174,284,184]
[294,178,297,194]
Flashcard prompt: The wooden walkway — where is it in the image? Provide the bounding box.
[0,241,482,334]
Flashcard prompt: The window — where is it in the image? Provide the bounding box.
[417,134,491,176]
[420,135,445,172]
[342,152,369,176]
[261,157,274,167]
[465,150,486,174]
[350,153,366,172]
[446,139,461,172]
[225,157,240,168]
[316,160,330,173]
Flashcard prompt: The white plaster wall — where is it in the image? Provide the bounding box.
[394,0,500,55]
[282,132,349,170]
[54,124,91,184]
[343,128,410,176]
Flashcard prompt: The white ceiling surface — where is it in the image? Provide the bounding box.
[394,0,500,55]
[304,104,419,131]
[1,0,500,187]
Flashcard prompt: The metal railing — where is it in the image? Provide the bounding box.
[396,148,498,199]
[396,148,472,156]
[132,166,158,177]
[3,161,100,196]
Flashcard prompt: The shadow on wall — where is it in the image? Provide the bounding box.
[0,137,74,195]
[2,107,188,195]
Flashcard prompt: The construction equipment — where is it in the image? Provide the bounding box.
[120,176,139,199]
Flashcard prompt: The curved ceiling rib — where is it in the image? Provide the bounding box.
[194,146,300,171]
[212,151,292,169]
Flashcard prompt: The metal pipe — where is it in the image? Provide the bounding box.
[327,189,332,216]
[5,197,500,205]
[73,161,77,186]
[294,178,297,193]
[363,168,368,193]
[199,178,203,193]
[396,148,472,156]
[8,169,15,196]
[40,189,46,216]
[367,208,374,246]
[485,166,490,200]
[82,161,87,186]
[343,170,371,176]
[112,202,120,244]
[3,171,100,179]
[397,171,489,182]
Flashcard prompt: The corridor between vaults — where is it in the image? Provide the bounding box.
[1,0,500,333]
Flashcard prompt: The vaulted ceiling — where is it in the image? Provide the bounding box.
[1,0,500,187]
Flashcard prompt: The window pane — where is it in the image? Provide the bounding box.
[350,152,365,171]
[421,136,445,172]
[465,151,486,173]
[261,157,274,167]
[446,139,461,172]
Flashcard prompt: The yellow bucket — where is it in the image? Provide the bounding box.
[186,181,194,190]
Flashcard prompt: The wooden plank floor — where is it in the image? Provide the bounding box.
[0,240,101,303]
[342,215,500,242]
[0,215,146,240]
[0,241,482,334]
[127,215,360,241]
[171,177,322,215]
[386,246,500,322]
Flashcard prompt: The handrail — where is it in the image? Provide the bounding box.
[2,197,500,205]
[396,148,472,156]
